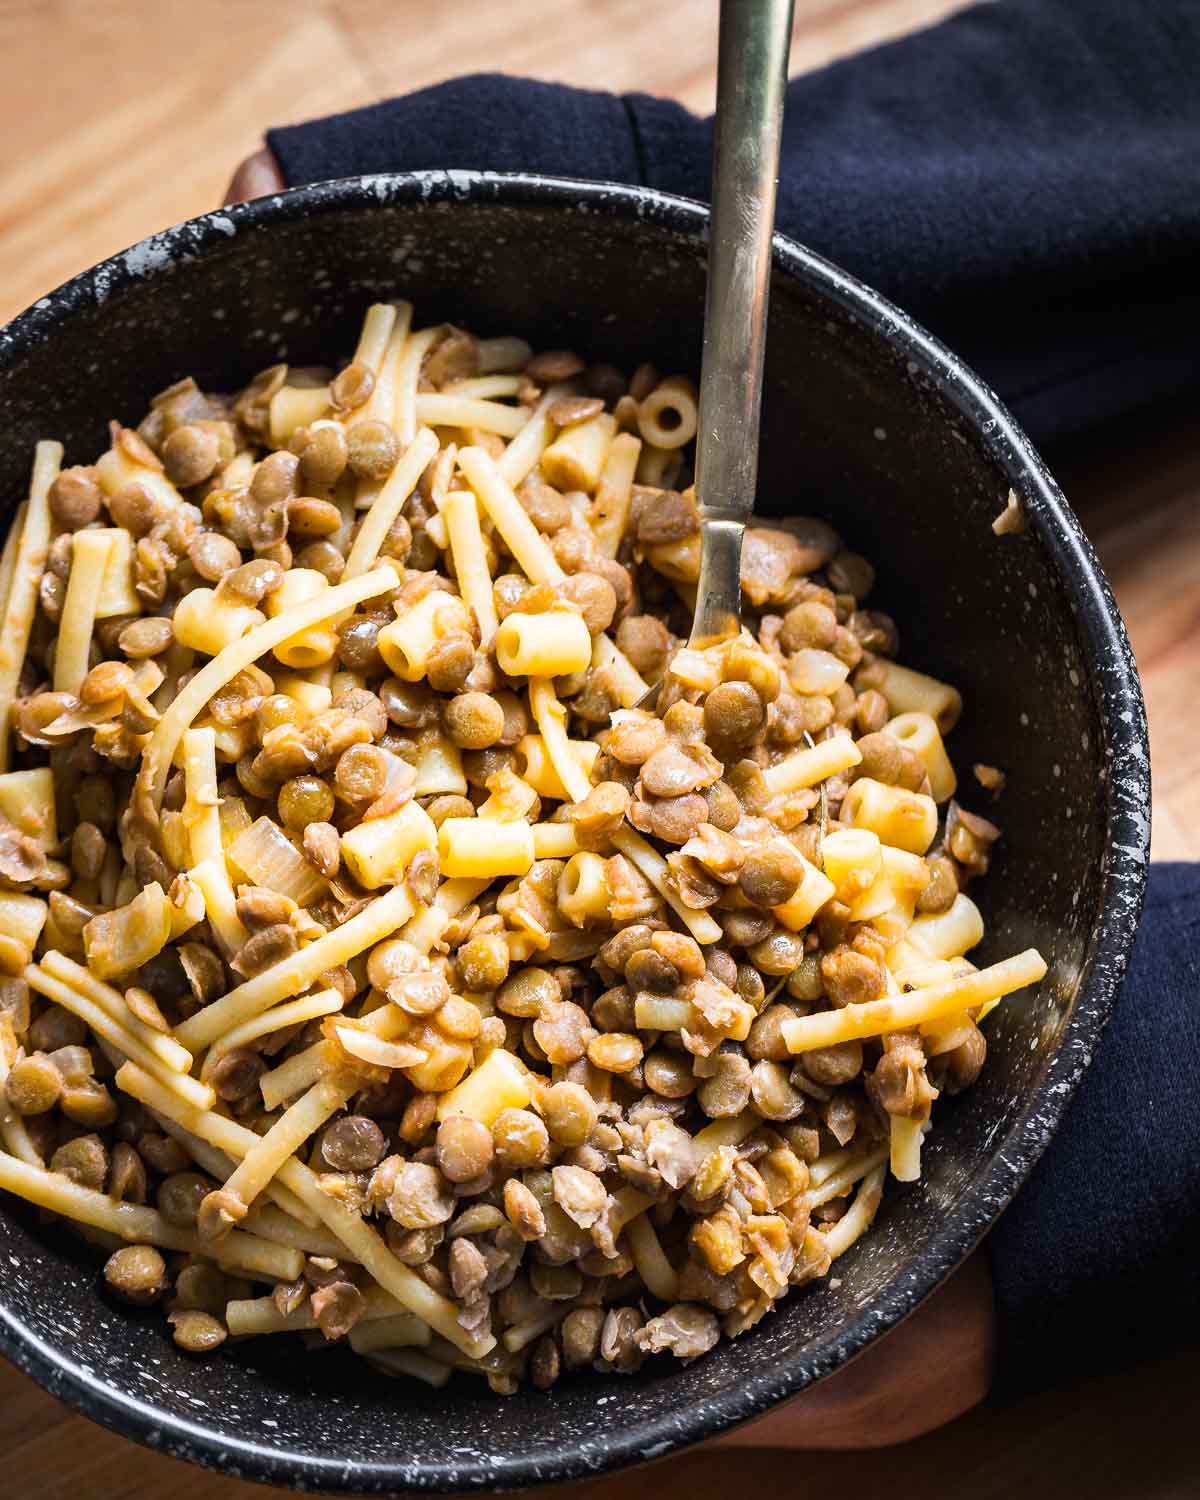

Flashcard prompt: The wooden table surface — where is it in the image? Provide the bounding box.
[0,1,1196,1496]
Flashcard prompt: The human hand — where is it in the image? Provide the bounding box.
[225,148,284,203]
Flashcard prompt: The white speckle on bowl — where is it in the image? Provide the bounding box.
[873,427,887,441]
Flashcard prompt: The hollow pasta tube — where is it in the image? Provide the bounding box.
[840,777,938,856]
[762,736,863,796]
[589,431,642,557]
[886,711,957,802]
[0,443,60,770]
[822,1165,886,1261]
[782,950,1047,1053]
[495,610,592,677]
[53,530,115,695]
[860,660,962,734]
[636,375,699,451]
[442,488,498,642]
[438,818,534,879]
[344,426,439,580]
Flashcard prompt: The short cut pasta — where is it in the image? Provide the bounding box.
[0,304,1042,1394]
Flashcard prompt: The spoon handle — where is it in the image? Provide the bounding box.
[690,0,793,647]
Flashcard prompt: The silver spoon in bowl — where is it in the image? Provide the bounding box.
[639,0,793,701]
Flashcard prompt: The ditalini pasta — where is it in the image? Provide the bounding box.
[0,304,1041,1388]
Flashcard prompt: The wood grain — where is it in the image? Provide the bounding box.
[0,0,1194,1497]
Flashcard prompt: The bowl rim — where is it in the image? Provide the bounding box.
[0,168,1150,1493]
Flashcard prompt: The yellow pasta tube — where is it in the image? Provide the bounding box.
[821,1164,886,1261]
[442,489,499,641]
[771,855,837,932]
[341,801,437,890]
[589,431,642,557]
[540,412,616,493]
[0,1151,302,1281]
[265,568,339,668]
[848,844,930,929]
[635,445,677,488]
[908,892,985,960]
[269,385,331,445]
[886,711,957,802]
[189,856,251,957]
[0,446,59,769]
[92,529,140,618]
[531,822,580,860]
[516,734,599,801]
[458,445,564,584]
[636,375,698,450]
[349,302,400,381]
[49,550,111,688]
[377,588,472,681]
[136,563,399,815]
[208,989,343,1066]
[890,1116,925,1183]
[861,659,962,734]
[438,818,534,879]
[415,394,527,437]
[176,881,415,1052]
[181,727,223,866]
[227,1285,420,1338]
[840,777,938,855]
[557,852,611,927]
[612,826,723,946]
[590,632,649,710]
[625,1210,680,1301]
[807,1145,889,1208]
[782,949,1047,1053]
[495,610,592,677]
[273,673,334,720]
[398,876,491,953]
[444,375,525,400]
[95,436,183,514]
[0,501,25,637]
[762,734,862,796]
[172,587,265,657]
[0,768,57,848]
[218,1078,351,1218]
[344,426,439,579]
[392,326,441,446]
[435,1048,531,1125]
[820,828,883,903]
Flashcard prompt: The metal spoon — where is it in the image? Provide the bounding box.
[640,0,793,701]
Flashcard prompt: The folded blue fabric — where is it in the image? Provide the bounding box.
[266,0,1200,1392]
[988,862,1200,1389]
[268,0,1200,449]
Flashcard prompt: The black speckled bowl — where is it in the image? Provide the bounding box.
[0,174,1149,1493]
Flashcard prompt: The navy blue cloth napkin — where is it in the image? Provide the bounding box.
[266,0,1200,1390]
[268,0,1200,449]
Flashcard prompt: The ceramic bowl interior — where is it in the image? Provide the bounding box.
[0,174,1148,1493]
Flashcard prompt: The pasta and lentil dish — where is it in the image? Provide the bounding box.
[0,303,1045,1389]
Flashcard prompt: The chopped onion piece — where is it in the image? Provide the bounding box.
[229,817,327,905]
